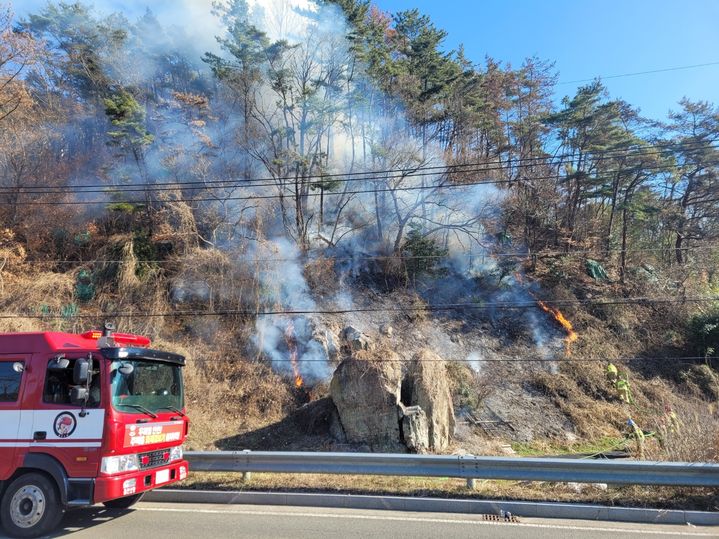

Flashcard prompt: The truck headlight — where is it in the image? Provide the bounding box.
[101,454,139,474]
[169,445,183,462]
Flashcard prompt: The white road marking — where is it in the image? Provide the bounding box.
[137,506,717,536]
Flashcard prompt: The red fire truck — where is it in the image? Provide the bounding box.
[0,326,189,537]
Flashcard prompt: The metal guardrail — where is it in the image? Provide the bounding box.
[185,451,719,487]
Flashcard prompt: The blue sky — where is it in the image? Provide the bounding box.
[376,0,719,120]
[14,0,719,120]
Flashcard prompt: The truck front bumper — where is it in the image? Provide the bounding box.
[93,459,189,504]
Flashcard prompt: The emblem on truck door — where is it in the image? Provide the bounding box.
[53,412,77,438]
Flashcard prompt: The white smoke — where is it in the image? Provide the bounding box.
[13,0,566,382]
[466,351,483,373]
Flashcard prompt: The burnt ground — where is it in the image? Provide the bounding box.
[188,270,717,458]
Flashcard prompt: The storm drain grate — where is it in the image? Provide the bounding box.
[481,513,520,523]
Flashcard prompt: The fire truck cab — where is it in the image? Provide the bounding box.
[0,327,189,537]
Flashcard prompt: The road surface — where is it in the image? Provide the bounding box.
[1,502,716,538]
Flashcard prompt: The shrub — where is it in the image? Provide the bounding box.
[401,226,448,280]
[689,309,719,358]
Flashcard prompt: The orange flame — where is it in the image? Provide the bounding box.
[536,299,578,355]
[284,319,304,389]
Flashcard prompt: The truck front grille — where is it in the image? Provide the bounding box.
[139,449,170,470]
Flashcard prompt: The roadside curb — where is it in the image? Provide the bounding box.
[145,489,718,526]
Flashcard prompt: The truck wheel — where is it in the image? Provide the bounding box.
[103,493,144,509]
[0,473,64,538]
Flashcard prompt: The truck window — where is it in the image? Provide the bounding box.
[0,361,23,402]
[43,358,101,407]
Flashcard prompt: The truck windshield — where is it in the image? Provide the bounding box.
[110,360,184,414]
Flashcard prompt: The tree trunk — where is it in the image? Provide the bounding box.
[675,233,684,265]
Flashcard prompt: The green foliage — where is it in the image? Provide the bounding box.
[202,0,271,86]
[511,437,624,457]
[132,234,159,279]
[107,202,142,213]
[104,90,153,150]
[689,309,719,357]
[401,226,448,278]
[61,303,78,318]
[75,269,95,302]
[73,231,91,246]
[19,2,122,99]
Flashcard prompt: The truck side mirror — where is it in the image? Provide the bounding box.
[73,358,92,385]
[71,386,88,406]
[48,357,70,370]
[118,363,134,375]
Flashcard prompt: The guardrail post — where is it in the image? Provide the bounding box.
[466,478,476,490]
[242,449,252,483]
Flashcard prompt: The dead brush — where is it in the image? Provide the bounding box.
[0,270,75,330]
[645,402,719,462]
[303,257,339,298]
[446,361,497,411]
[180,339,295,450]
[171,247,261,319]
[529,370,620,439]
[118,239,141,291]
[154,200,201,256]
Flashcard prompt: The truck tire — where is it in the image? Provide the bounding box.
[103,492,145,509]
[0,473,64,538]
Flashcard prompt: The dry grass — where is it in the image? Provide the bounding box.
[528,369,621,439]
[0,270,76,332]
[175,336,295,450]
[303,257,339,298]
[645,402,719,463]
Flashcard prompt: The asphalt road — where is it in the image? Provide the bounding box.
[1,502,714,539]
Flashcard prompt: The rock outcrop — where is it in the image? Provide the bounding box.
[400,405,429,453]
[329,347,455,453]
[409,350,456,452]
[340,326,373,351]
[329,349,404,451]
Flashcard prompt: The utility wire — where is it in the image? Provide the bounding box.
[559,60,719,85]
[6,139,718,195]
[4,158,719,206]
[21,243,719,265]
[2,295,716,319]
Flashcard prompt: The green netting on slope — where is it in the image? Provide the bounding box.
[586,259,608,281]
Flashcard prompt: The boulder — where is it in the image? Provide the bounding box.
[311,324,339,361]
[409,350,456,452]
[341,325,372,351]
[401,405,429,453]
[329,346,456,453]
[329,349,404,451]
[380,323,394,337]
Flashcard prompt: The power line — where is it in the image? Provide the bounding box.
[5,139,718,196]
[558,60,719,85]
[4,158,719,206]
[21,243,719,266]
[2,295,716,319]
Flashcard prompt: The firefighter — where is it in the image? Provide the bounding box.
[626,418,645,459]
[664,405,681,434]
[616,373,634,404]
[606,362,618,385]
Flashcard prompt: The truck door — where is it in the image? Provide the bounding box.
[0,356,29,481]
[30,356,105,477]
